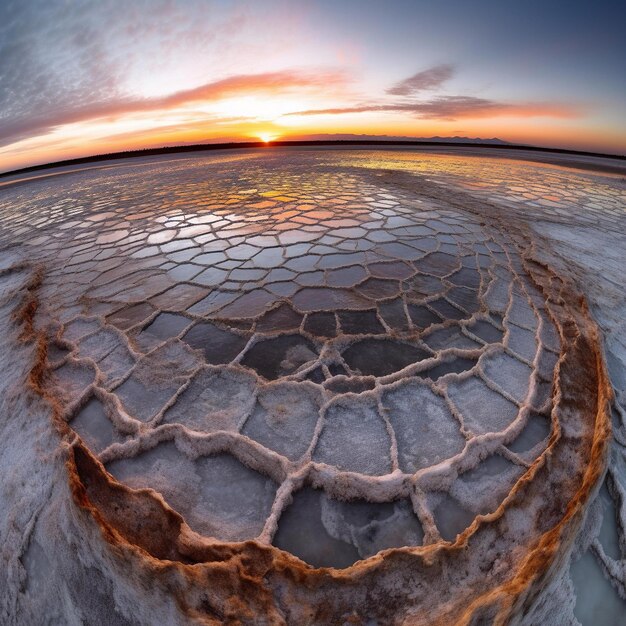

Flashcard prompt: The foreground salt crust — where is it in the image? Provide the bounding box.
[0,148,624,625]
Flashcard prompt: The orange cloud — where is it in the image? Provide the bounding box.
[0,69,350,148]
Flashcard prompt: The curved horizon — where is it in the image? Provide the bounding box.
[2,137,626,181]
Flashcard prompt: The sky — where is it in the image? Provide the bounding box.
[1,0,625,172]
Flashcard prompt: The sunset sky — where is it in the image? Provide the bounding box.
[1,0,625,172]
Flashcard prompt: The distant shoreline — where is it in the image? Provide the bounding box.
[1,140,625,180]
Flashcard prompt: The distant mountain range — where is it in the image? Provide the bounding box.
[292,133,512,145]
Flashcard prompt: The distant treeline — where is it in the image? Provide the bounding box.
[1,140,624,179]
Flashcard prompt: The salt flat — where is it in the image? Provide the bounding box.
[0,147,624,625]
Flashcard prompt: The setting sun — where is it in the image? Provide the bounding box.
[258,132,277,143]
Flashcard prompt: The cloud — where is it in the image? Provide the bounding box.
[285,65,582,122]
[155,70,347,109]
[386,64,454,96]
[285,96,581,121]
[0,0,338,149]
[0,69,348,148]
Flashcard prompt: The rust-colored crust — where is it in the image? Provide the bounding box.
[449,266,613,626]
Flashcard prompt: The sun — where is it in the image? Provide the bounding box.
[258,132,277,143]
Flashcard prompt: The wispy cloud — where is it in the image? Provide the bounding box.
[285,65,582,122]
[0,0,343,150]
[386,64,454,96]
[154,70,347,108]
[0,69,348,148]
[286,96,581,121]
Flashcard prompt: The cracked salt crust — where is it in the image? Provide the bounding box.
[0,148,623,625]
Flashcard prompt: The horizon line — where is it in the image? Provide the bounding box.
[1,139,625,179]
